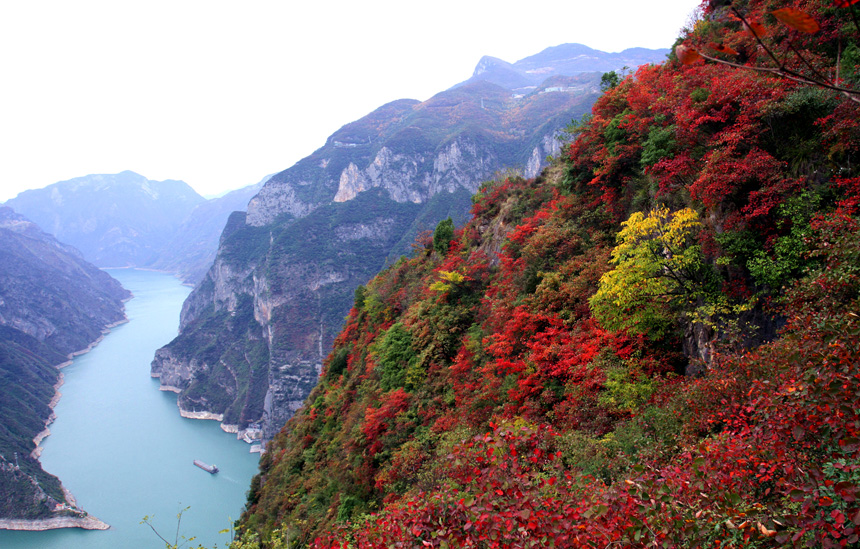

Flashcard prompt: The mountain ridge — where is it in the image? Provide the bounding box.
[4,172,267,284]
[150,42,670,444]
[3,171,205,268]
[229,2,860,544]
[0,206,128,522]
[459,42,669,91]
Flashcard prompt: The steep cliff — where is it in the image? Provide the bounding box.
[232,1,860,541]
[153,190,471,439]
[144,177,269,283]
[243,76,591,228]
[151,44,673,441]
[0,207,129,521]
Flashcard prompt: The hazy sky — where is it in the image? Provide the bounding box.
[0,0,701,201]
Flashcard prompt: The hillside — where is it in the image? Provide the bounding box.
[4,171,205,268]
[232,0,860,546]
[144,176,269,283]
[0,207,129,521]
[151,44,669,443]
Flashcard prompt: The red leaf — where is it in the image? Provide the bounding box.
[708,42,739,55]
[772,8,820,34]
[743,19,769,38]
[834,0,860,7]
[676,44,702,65]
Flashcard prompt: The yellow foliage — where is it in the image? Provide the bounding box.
[429,270,466,293]
[590,207,704,338]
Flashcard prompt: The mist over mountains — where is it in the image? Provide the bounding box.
[4,172,267,284]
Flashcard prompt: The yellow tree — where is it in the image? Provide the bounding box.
[590,207,711,339]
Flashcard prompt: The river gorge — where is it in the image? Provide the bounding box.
[0,269,260,548]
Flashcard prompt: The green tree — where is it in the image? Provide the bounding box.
[600,71,620,91]
[374,322,417,391]
[432,217,454,255]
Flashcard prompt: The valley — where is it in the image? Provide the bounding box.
[0,269,258,548]
[1,0,858,544]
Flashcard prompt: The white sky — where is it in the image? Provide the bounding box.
[0,0,701,201]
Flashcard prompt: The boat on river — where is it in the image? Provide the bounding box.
[193,459,219,474]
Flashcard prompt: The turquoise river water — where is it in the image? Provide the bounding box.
[0,269,260,548]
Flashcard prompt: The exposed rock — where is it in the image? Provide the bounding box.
[0,515,110,531]
[152,43,670,444]
[525,132,565,179]
[246,180,316,227]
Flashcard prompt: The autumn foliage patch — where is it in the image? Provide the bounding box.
[233,0,860,546]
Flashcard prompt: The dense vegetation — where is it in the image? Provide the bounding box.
[231,0,860,546]
[160,189,474,430]
[0,328,67,518]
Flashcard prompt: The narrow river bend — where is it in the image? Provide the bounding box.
[0,269,260,549]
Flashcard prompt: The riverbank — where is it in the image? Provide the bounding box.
[0,269,258,549]
[34,315,130,459]
[30,374,62,459]
[56,317,130,369]
[26,315,130,520]
[0,515,109,531]
[179,409,225,421]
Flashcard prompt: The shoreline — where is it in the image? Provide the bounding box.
[30,373,63,459]
[22,314,129,529]
[102,265,195,287]
[0,515,110,531]
[56,316,130,369]
[179,408,225,421]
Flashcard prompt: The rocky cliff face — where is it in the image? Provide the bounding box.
[151,44,669,444]
[153,191,444,439]
[146,177,269,283]
[0,207,129,520]
[331,139,496,203]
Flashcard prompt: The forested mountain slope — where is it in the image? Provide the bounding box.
[0,207,129,520]
[233,0,860,546]
[151,45,670,443]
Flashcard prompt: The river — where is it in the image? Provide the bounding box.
[0,269,260,549]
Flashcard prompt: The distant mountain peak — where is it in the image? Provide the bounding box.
[3,172,205,267]
[472,56,513,77]
[456,42,669,91]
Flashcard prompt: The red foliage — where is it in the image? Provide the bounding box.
[240,2,860,545]
[313,424,640,549]
[362,388,412,457]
